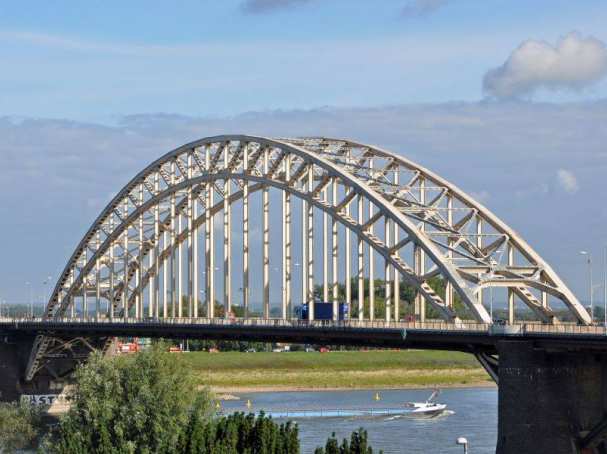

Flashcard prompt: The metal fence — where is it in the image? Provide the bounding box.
[2,316,607,336]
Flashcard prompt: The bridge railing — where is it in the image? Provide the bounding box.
[1,316,607,336]
[519,322,607,336]
[0,316,489,332]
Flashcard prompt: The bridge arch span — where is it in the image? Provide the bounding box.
[26,135,589,381]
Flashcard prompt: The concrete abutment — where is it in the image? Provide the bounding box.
[497,340,607,454]
[0,335,59,402]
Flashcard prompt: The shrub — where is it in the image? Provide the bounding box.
[314,428,380,454]
[44,344,212,453]
[0,401,43,453]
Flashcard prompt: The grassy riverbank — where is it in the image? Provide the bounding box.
[183,350,492,392]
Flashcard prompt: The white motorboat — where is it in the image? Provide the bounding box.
[403,389,447,418]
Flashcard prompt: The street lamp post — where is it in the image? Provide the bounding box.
[580,251,593,322]
[42,275,52,311]
[489,283,494,322]
[199,289,205,317]
[488,253,501,322]
[456,437,469,454]
[603,245,607,327]
[30,282,34,317]
[26,281,32,318]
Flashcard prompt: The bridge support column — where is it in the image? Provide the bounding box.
[0,339,26,401]
[368,196,375,320]
[357,194,364,320]
[497,340,607,454]
[0,336,58,402]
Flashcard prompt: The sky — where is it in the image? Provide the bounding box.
[1,0,607,307]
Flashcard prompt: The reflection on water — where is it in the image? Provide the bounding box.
[221,387,497,453]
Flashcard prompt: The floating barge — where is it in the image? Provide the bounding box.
[266,407,415,418]
[232,406,450,419]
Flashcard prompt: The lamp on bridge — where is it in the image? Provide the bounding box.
[604,245,607,327]
[488,251,502,322]
[455,437,468,453]
[580,251,593,322]
[25,281,32,318]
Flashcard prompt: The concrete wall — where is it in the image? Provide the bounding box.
[0,336,33,401]
[0,335,60,402]
[497,340,607,454]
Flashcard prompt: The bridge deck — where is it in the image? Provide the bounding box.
[2,318,607,353]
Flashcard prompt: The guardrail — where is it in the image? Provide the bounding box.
[1,316,607,336]
[0,316,489,331]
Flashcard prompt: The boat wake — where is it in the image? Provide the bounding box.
[400,409,455,420]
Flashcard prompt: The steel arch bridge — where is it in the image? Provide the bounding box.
[25,135,590,381]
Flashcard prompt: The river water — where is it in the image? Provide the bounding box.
[222,387,497,453]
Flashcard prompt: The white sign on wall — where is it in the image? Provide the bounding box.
[20,394,66,406]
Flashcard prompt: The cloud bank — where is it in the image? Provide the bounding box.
[241,0,313,14]
[483,32,607,98]
[401,0,452,18]
[1,101,607,303]
[557,169,579,194]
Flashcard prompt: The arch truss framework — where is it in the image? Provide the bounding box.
[25,135,590,381]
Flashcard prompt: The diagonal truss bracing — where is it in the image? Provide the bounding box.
[25,135,590,382]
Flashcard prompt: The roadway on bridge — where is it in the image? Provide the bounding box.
[2,318,607,353]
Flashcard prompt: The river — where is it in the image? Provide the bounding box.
[222,387,497,453]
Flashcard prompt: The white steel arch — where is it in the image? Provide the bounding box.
[25,135,590,381]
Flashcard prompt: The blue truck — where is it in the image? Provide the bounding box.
[295,301,349,320]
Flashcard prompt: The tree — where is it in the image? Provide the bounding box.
[45,344,212,454]
[181,411,299,454]
[425,276,473,320]
[44,346,302,453]
[0,401,43,453]
[314,275,482,321]
[42,345,378,453]
[312,278,417,320]
[316,432,339,454]
[314,428,380,454]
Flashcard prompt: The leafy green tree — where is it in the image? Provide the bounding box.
[45,344,212,454]
[314,275,481,321]
[43,346,303,453]
[184,412,299,454]
[41,344,378,454]
[314,428,379,454]
[0,401,43,453]
[314,278,416,306]
[425,276,473,320]
[187,339,270,352]
[316,432,340,454]
[314,278,418,320]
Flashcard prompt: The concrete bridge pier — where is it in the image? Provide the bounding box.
[0,338,27,401]
[0,335,58,402]
[497,340,607,454]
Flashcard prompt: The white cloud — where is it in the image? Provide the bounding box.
[557,169,579,194]
[241,0,312,14]
[483,32,607,98]
[470,190,490,203]
[401,0,451,18]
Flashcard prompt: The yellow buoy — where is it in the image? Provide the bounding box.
[215,401,221,410]
[246,399,252,409]
[374,392,381,401]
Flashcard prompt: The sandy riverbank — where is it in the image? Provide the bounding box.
[213,381,496,396]
[185,350,493,393]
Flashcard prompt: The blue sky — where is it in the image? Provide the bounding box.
[1,0,606,120]
[1,0,607,309]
